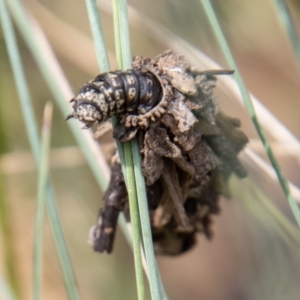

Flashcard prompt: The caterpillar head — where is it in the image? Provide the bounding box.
[66,88,108,129]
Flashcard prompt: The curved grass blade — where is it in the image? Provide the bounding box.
[33,102,53,300]
[200,0,300,228]
[0,1,79,299]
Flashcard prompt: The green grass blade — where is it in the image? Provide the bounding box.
[112,0,166,299]
[131,140,167,300]
[112,1,146,299]
[112,0,131,70]
[200,0,300,228]
[44,187,79,300]
[83,3,147,297]
[112,0,123,68]
[124,142,146,300]
[0,1,80,299]
[273,0,300,67]
[84,0,110,72]
[33,102,53,300]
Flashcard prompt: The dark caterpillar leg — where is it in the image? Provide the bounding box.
[90,159,127,253]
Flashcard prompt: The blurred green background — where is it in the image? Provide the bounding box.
[1,0,300,299]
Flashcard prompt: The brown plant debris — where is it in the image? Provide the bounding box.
[69,50,248,255]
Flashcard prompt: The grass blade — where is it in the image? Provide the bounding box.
[112,0,131,70]
[0,1,79,299]
[32,102,53,300]
[112,0,145,291]
[123,143,146,299]
[112,0,146,299]
[85,2,146,295]
[200,0,300,228]
[112,0,166,299]
[84,0,110,72]
[273,0,300,67]
[131,141,167,300]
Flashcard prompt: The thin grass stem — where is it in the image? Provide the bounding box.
[273,0,300,68]
[112,1,146,298]
[131,140,167,300]
[124,143,146,299]
[84,0,110,72]
[33,102,53,300]
[112,0,167,298]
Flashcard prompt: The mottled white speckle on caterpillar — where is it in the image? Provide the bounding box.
[128,87,136,100]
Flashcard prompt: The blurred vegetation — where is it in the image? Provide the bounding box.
[1,0,300,299]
